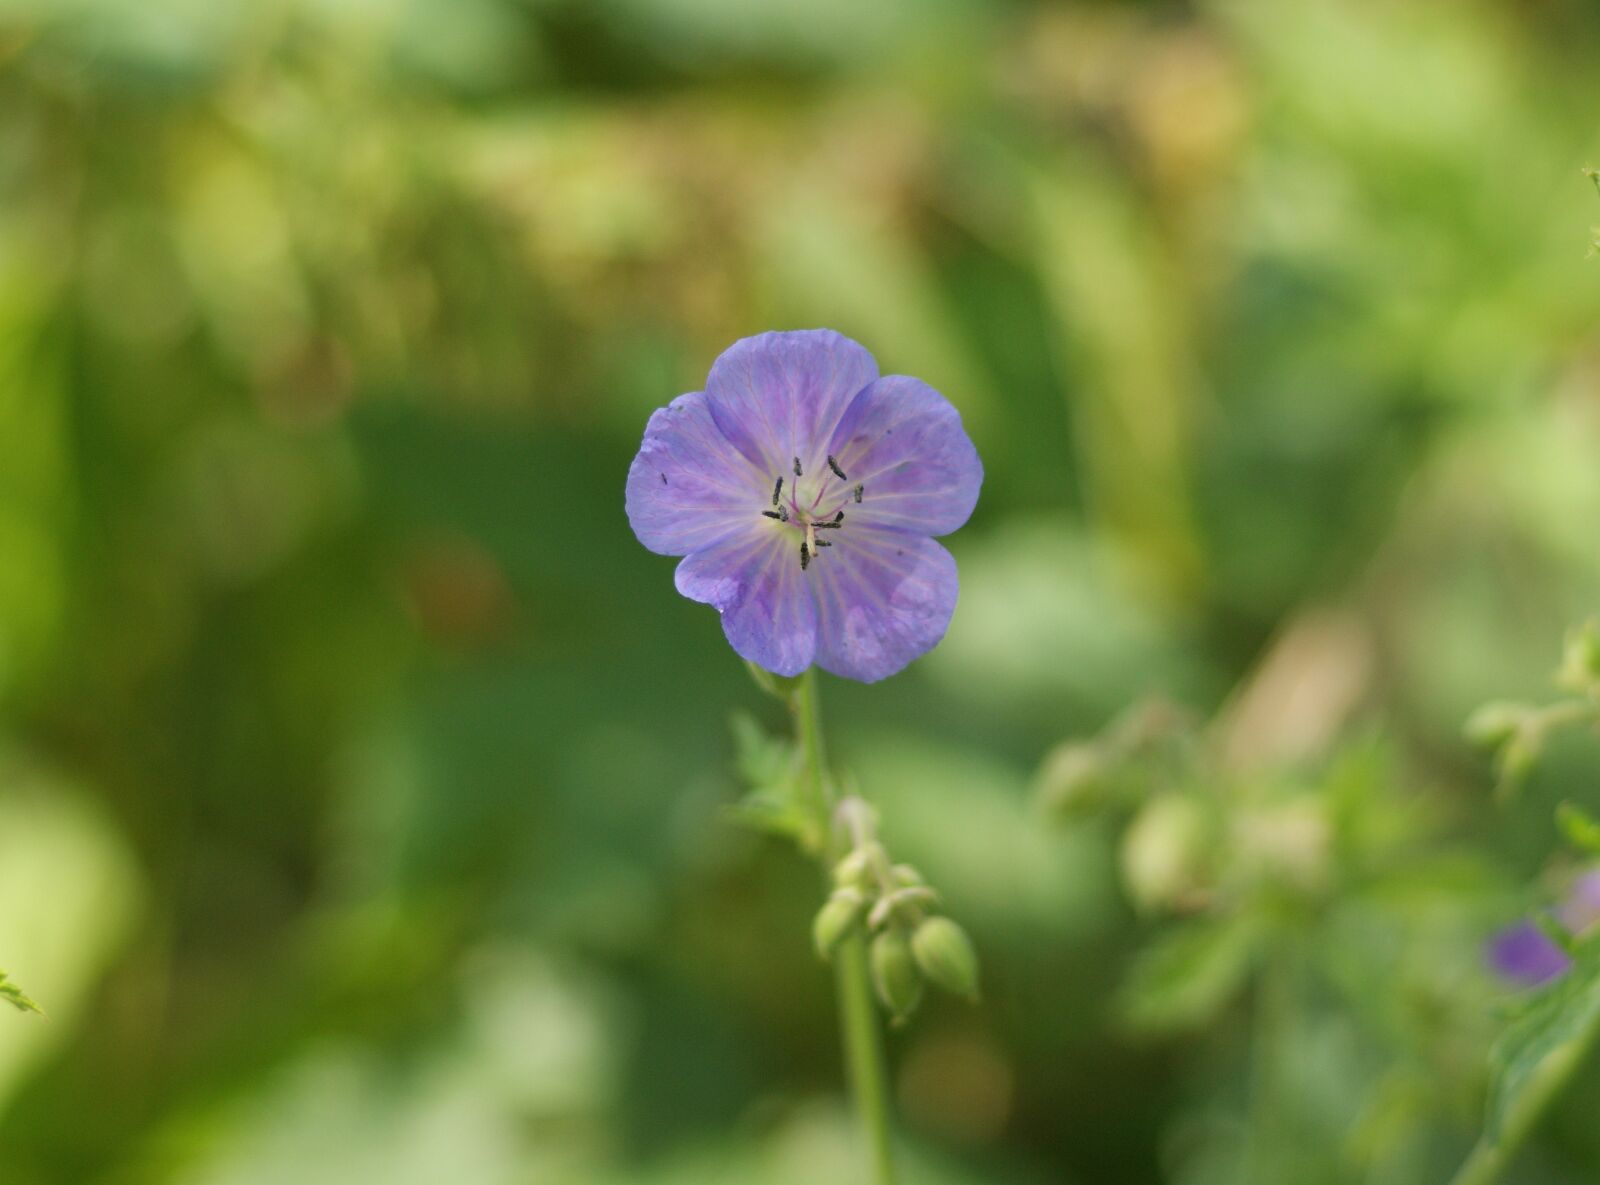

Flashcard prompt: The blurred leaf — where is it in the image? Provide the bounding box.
[1119,914,1260,1034]
[1557,802,1600,858]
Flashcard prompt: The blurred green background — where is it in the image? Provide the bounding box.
[4,0,1600,1181]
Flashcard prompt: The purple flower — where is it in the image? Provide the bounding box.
[625,330,982,682]
[1488,870,1600,986]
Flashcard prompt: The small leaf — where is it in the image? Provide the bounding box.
[724,713,819,848]
[0,972,41,1016]
[1119,914,1259,1034]
[1557,801,1600,857]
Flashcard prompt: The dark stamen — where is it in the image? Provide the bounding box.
[853,484,863,503]
[827,455,848,480]
[772,476,783,505]
[660,472,668,485]
[814,521,841,530]
[762,510,783,520]
[815,540,832,548]
[833,510,844,523]
[793,457,802,477]
[800,540,810,570]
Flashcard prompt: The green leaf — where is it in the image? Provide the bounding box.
[1483,941,1600,1149]
[724,713,818,849]
[0,971,40,1016]
[1557,801,1600,857]
[1119,914,1260,1034]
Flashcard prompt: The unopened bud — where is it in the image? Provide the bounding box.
[868,885,939,931]
[911,916,980,1002]
[870,928,922,1024]
[833,843,885,890]
[1035,741,1109,819]
[1121,794,1211,913]
[813,889,867,960]
[891,863,925,888]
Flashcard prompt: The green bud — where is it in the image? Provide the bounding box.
[813,889,867,960]
[1120,794,1211,913]
[891,863,924,888]
[832,843,885,890]
[1035,741,1110,819]
[870,927,923,1024]
[1560,621,1600,695]
[868,885,940,931]
[1464,701,1529,749]
[911,916,980,1002]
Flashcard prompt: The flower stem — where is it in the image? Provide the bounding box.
[793,667,898,1185]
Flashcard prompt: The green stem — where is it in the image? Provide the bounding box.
[1447,999,1600,1185]
[793,667,898,1185]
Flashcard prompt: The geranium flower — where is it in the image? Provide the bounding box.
[626,330,982,682]
[1487,870,1600,986]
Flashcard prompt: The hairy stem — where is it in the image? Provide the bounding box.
[793,667,897,1185]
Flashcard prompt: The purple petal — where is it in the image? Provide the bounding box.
[1488,921,1572,987]
[626,391,767,556]
[825,375,982,537]
[703,330,879,477]
[675,527,818,676]
[809,527,958,683]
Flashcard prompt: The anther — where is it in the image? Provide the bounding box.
[815,539,832,548]
[762,510,783,520]
[794,457,802,477]
[833,510,844,523]
[853,484,863,503]
[772,476,783,506]
[827,455,848,480]
[800,540,810,570]
[814,520,841,530]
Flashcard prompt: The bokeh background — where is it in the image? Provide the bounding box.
[4,0,1600,1181]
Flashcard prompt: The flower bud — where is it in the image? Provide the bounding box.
[1035,741,1110,819]
[870,927,923,1024]
[891,863,925,888]
[868,885,939,932]
[1120,794,1211,913]
[911,916,980,1002]
[833,843,885,891]
[813,889,867,960]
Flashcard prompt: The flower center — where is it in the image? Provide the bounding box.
[758,455,866,571]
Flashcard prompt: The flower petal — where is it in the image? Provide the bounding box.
[675,526,818,676]
[1488,921,1571,986]
[809,527,958,683]
[626,391,767,556]
[825,375,982,536]
[704,330,879,477]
